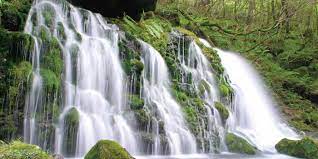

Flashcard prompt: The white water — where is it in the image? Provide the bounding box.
[215,48,298,152]
[24,0,137,157]
[140,41,197,155]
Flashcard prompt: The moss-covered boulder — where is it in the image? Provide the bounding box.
[275,138,318,159]
[63,107,80,157]
[84,140,134,159]
[214,102,229,124]
[0,141,53,159]
[225,133,257,155]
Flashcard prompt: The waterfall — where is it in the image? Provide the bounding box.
[215,48,298,152]
[21,0,299,157]
[23,0,137,157]
[140,40,197,155]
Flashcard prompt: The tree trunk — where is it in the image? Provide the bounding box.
[246,0,255,24]
[281,0,290,33]
[271,0,276,22]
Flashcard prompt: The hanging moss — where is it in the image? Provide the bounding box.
[214,102,229,124]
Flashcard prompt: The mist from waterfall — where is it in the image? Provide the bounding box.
[140,40,197,155]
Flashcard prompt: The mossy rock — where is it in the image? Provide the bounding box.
[63,107,80,156]
[225,133,257,155]
[214,102,229,123]
[275,138,318,159]
[84,140,134,159]
[0,141,53,159]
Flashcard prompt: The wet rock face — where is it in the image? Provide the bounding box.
[67,0,157,19]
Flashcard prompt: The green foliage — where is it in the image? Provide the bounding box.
[0,0,33,31]
[225,133,257,155]
[0,141,52,159]
[275,138,318,159]
[84,140,134,159]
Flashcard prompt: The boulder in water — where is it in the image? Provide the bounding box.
[84,140,134,159]
[275,137,318,159]
[225,133,257,155]
[67,0,157,20]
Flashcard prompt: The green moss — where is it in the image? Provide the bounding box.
[42,37,63,76]
[84,140,134,159]
[0,141,53,159]
[129,95,144,110]
[275,138,318,159]
[40,69,60,91]
[214,102,229,123]
[225,133,257,155]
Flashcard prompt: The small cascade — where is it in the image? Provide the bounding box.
[173,35,226,153]
[215,49,298,152]
[24,0,138,157]
[140,40,197,155]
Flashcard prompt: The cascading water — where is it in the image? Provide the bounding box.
[140,40,197,155]
[178,38,226,152]
[24,0,137,157]
[214,48,298,152]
